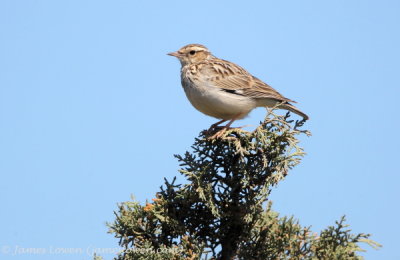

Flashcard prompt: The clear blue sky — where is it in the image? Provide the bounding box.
[1,1,399,259]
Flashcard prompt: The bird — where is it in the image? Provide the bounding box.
[168,44,308,133]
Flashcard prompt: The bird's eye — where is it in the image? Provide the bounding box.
[189,50,196,55]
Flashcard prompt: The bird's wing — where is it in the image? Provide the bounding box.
[202,59,296,103]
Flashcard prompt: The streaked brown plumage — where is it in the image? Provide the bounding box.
[168,44,308,129]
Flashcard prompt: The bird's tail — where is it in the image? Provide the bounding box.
[278,103,309,120]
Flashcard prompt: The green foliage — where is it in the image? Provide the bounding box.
[106,111,380,259]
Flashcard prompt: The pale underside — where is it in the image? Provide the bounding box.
[181,58,295,120]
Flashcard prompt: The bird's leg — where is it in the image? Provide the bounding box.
[224,118,237,128]
[209,115,242,139]
[208,119,228,131]
[209,119,236,139]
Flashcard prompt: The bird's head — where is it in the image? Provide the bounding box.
[168,44,212,66]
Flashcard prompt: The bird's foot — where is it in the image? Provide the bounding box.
[205,116,246,139]
[208,127,228,139]
[207,119,228,132]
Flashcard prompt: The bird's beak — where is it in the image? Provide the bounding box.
[167,51,180,57]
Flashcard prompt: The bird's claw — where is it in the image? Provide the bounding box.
[208,128,228,139]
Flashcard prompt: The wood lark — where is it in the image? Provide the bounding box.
[168,44,309,132]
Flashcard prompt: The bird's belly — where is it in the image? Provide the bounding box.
[183,84,256,120]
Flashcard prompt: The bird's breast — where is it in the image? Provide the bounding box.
[180,69,256,120]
